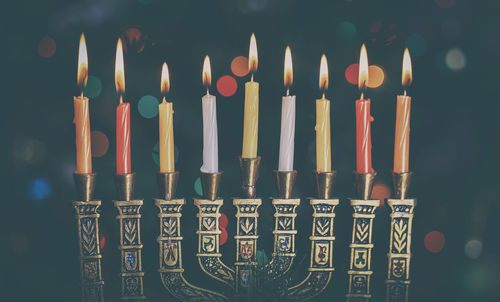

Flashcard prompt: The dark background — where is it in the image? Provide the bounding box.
[2,0,499,301]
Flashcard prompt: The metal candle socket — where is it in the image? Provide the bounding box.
[275,170,297,199]
[239,156,261,198]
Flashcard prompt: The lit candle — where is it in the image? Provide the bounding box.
[393,49,413,173]
[115,38,131,174]
[278,46,296,171]
[242,33,259,158]
[74,33,92,174]
[355,44,374,173]
[201,56,219,173]
[315,54,332,172]
[159,62,175,172]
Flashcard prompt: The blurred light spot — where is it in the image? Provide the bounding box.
[442,18,461,40]
[465,239,483,259]
[424,230,445,253]
[344,63,385,87]
[219,213,228,228]
[38,36,56,58]
[30,178,52,200]
[445,48,466,71]
[217,75,237,97]
[122,28,146,54]
[463,264,489,295]
[12,138,46,164]
[152,143,179,166]
[405,34,427,57]
[220,227,228,246]
[239,0,268,13]
[138,0,153,4]
[91,131,109,157]
[231,56,249,77]
[194,177,202,196]
[371,182,391,206]
[436,0,455,8]
[10,233,29,255]
[99,234,106,250]
[138,95,159,118]
[83,75,102,98]
[337,21,357,40]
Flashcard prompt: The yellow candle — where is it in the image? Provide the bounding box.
[315,55,331,172]
[242,33,259,158]
[159,62,175,172]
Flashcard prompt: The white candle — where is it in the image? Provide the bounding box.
[278,95,296,171]
[201,56,218,173]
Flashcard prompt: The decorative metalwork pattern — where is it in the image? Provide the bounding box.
[194,198,235,289]
[233,198,262,295]
[346,199,379,301]
[114,200,146,300]
[386,199,415,302]
[287,198,339,301]
[155,198,230,302]
[73,200,105,302]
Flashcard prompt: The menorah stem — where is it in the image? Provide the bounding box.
[156,198,230,302]
[195,198,235,289]
[287,198,339,301]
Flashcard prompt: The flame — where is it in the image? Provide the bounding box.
[202,55,211,87]
[284,46,293,88]
[161,62,170,96]
[358,44,369,90]
[77,33,88,91]
[402,48,412,88]
[248,33,258,74]
[319,54,328,91]
[115,38,125,95]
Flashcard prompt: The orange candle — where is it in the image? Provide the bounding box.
[115,38,131,174]
[74,33,92,174]
[355,44,374,173]
[393,49,413,173]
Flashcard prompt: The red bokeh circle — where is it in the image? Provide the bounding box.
[219,227,228,246]
[217,75,238,97]
[219,213,228,228]
[424,231,446,253]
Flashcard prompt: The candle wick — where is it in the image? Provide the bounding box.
[360,92,364,100]
[80,91,84,98]
[119,94,123,104]
[251,73,254,82]
[404,89,407,97]
[286,87,290,96]
[322,92,325,99]
[206,87,210,96]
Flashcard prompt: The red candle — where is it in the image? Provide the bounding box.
[355,44,374,173]
[115,38,131,174]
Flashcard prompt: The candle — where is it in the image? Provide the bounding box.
[74,33,92,174]
[355,44,374,173]
[242,33,259,158]
[315,54,332,172]
[201,56,219,173]
[394,49,413,173]
[278,46,296,172]
[115,38,131,174]
[159,62,175,172]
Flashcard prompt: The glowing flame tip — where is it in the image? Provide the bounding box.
[77,33,88,91]
[358,43,369,90]
[402,48,413,89]
[114,38,125,95]
[319,54,329,91]
[161,62,170,96]
[202,55,211,88]
[284,46,293,88]
[248,33,258,74]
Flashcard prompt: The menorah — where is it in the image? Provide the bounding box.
[72,158,415,302]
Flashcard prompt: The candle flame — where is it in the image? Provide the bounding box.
[202,55,211,88]
[115,38,125,96]
[402,48,413,89]
[77,33,88,92]
[358,43,369,91]
[161,62,170,97]
[284,46,293,88]
[319,54,329,92]
[248,33,258,74]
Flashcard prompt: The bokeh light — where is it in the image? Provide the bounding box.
[138,95,159,118]
[121,28,146,54]
[463,264,489,295]
[344,63,385,88]
[465,239,483,260]
[220,227,228,246]
[435,0,456,9]
[152,143,179,166]
[219,213,228,228]
[100,234,106,250]
[371,182,391,206]
[12,138,46,164]
[30,178,52,201]
[38,36,56,58]
[445,48,466,71]
[194,177,202,196]
[83,75,102,98]
[424,230,446,253]
[91,131,109,158]
[337,21,357,40]
[405,34,427,57]
[217,75,237,97]
[231,56,249,77]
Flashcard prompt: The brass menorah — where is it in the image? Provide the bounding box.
[72,158,416,302]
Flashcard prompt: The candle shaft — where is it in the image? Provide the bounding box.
[355,99,374,173]
[159,100,175,172]
[201,94,218,173]
[393,95,411,173]
[242,81,259,158]
[278,95,296,171]
[74,96,92,174]
[315,98,331,172]
[116,102,131,174]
